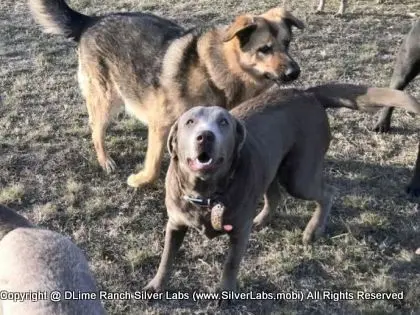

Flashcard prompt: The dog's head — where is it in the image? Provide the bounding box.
[223,7,304,84]
[168,106,246,181]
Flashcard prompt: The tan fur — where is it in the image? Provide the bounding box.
[29,1,64,35]
[223,15,256,42]
[260,7,305,29]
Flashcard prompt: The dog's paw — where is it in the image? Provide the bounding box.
[99,156,117,174]
[253,213,270,230]
[127,174,141,188]
[406,181,420,198]
[302,223,325,245]
[143,279,164,293]
[127,171,156,188]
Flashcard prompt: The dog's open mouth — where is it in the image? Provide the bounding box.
[188,153,223,172]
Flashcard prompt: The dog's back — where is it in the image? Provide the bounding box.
[0,205,105,315]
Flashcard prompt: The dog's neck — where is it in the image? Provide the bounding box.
[174,160,237,203]
[177,168,228,200]
[197,28,270,108]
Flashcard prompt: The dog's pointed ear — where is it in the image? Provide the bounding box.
[235,118,247,154]
[167,120,179,159]
[223,15,258,44]
[260,8,305,30]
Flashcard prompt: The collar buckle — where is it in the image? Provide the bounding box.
[183,195,212,207]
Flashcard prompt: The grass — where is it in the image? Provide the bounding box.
[1,0,420,314]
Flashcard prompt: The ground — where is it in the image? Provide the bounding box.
[1,0,420,314]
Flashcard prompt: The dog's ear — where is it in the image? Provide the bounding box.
[223,15,258,44]
[167,120,179,159]
[260,8,305,30]
[234,118,247,155]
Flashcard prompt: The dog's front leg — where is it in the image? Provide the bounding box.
[127,124,169,188]
[144,221,188,292]
[220,222,252,298]
[316,0,325,12]
[337,0,347,15]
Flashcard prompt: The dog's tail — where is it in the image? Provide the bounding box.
[28,0,94,41]
[0,205,33,241]
[307,83,420,114]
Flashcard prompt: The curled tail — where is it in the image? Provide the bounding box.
[0,205,32,241]
[307,83,420,114]
[28,0,94,41]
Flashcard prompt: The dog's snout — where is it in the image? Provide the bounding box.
[196,131,215,144]
[284,61,300,81]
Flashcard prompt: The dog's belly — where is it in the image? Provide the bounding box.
[124,100,149,126]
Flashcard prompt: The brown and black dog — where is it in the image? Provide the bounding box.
[29,0,304,188]
[145,84,420,295]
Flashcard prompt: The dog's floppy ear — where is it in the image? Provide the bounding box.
[167,120,179,159]
[260,8,305,30]
[234,118,247,155]
[223,15,258,44]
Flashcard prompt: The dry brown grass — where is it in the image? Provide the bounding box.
[1,0,420,314]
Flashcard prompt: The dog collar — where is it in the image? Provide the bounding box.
[182,195,230,232]
[182,195,212,207]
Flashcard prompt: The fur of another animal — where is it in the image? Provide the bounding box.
[0,205,105,315]
[372,20,420,197]
[28,0,304,188]
[145,83,420,296]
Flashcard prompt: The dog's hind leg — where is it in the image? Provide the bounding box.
[253,180,281,228]
[373,64,420,132]
[373,21,420,133]
[80,69,118,173]
[280,134,334,244]
[302,183,335,244]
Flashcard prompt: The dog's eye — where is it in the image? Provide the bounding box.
[258,45,273,54]
[219,118,229,126]
[283,40,290,49]
[186,119,194,126]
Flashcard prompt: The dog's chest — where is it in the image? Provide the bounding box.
[173,203,224,238]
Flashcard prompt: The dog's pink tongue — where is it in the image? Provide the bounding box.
[223,225,233,232]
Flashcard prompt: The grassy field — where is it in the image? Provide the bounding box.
[1,0,420,314]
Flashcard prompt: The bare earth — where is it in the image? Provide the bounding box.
[1,0,420,314]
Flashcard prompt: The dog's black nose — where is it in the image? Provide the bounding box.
[196,131,215,144]
[284,62,300,81]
